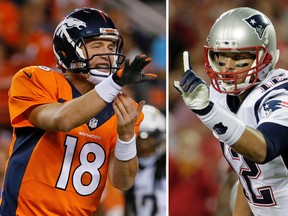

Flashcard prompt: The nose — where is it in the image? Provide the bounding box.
[225,58,236,71]
[105,45,113,53]
[96,47,111,62]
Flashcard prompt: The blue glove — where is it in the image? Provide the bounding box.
[174,51,210,111]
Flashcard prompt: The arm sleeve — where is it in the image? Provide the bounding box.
[257,122,288,163]
[9,66,61,127]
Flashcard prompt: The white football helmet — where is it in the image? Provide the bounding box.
[139,105,166,140]
[137,105,166,158]
[204,7,279,94]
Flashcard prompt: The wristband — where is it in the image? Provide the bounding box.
[94,75,122,103]
[114,134,137,161]
[197,102,245,146]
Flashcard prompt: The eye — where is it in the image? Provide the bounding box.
[92,45,101,49]
[108,45,116,52]
[89,43,101,49]
[235,62,250,67]
[218,62,225,66]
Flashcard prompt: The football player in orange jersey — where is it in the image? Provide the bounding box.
[0,7,156,215]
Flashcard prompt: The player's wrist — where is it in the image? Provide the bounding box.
[114,134,137,161]
[94,75,122,103]
[197,103,245,146]
[192,101,214,115]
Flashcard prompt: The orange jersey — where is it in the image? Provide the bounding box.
[0,66,143,215]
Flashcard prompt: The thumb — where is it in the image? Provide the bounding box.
[173,81,184,95]
[137,100,146,113]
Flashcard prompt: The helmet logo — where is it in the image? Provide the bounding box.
[243,14,270,39]
[55,17,87,46]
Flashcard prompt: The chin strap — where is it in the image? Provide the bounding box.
[86,69,110,85]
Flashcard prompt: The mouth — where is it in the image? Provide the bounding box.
[223,80,234,84]
[220,74,234,83]
[222,78,245,85]
[95,63,110,72]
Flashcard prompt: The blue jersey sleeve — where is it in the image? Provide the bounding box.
[257,122,288,163]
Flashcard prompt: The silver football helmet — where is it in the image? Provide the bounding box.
[204,7,279,94]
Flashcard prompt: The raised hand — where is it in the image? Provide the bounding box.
[174,51,210,111]
[113,92,145,141]
[112,54,157,86]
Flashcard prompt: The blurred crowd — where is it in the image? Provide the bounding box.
[169,0,288,215]
[0,0,166,214]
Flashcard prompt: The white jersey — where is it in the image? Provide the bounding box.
[210,68,288,216]
[125,154,166,216]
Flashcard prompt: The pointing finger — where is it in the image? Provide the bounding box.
[183,51,192,72]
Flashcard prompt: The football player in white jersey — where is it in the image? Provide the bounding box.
[124,105,166,216]
[174,7,288,216]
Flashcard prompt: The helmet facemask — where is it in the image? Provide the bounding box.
[69,36,125,73]
[204,45,272,95]
[204,7,279,95]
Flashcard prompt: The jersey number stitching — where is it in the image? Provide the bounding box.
[56,135,105,196]
[229,148,276,206]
